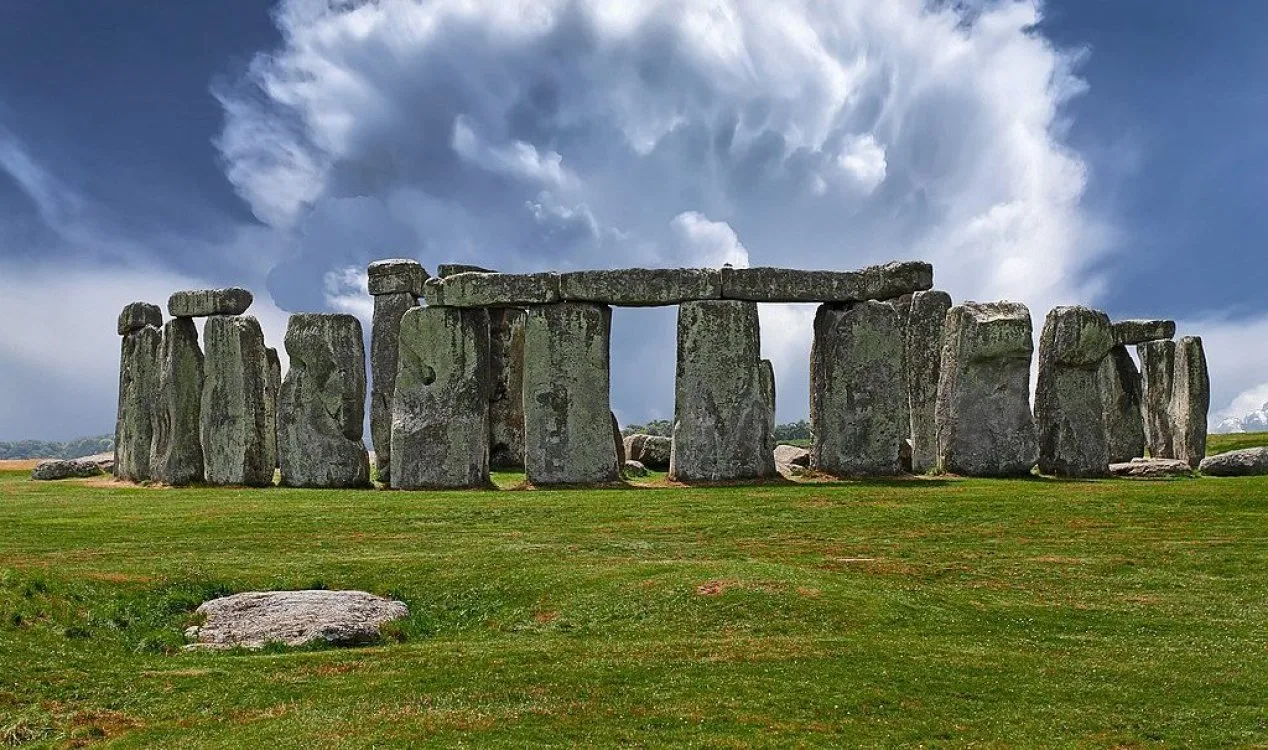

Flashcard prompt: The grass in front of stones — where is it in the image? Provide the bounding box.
[2,468,1268,747]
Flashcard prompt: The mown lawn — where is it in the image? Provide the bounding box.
[2,467,1268,747]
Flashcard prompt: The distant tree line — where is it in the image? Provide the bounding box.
[0,435,114,460]
[621,419,812,442]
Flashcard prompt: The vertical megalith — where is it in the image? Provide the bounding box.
[390,306,491,489]
[265,347,281,470]
[670,300,776,481]
[760,358,776,463]
[809,301,905,477]
[368,259,426,484]
[277,314,370,488]
[1035,306,1114,477]
[905,290,952,474]
[115,303,163,481]
[522,303,620,485]
[883,294,913,439]
[488,309,527,468]
[1137,339,1177,459]
[934,302,1037,477]
[201,315,274,486]
[1172,336,1210,468]
[1097,346,1146,463]
[150,317,205,485]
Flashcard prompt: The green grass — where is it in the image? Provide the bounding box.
[1208,430,1268,455]
[2,469,1268,747]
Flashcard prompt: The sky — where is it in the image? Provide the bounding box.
[1,0,1265,441]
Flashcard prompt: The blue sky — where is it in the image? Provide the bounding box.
[1,0,1265,440]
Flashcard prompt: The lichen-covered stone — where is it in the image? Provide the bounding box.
[935,302,1038,477]
[370,291,418,483]
[390,306,491,489]
[721,261,932,303]
[1110,458,1194,478]
[612,412,625,467]
[810,301,905,477]
[167,288,253,318]
[883,294,913,437]
[31,458,103,481]
[558,268,723,306]
[367,258,427,296]
[1137,339,1177,459]
[424,272,560,307]
[905,290,952,473]
[488,308,526,469]
[114,324,161,481]
[522,303,620,485]
[117,302,162,335]
[200,315,274,486]
[1112,319,1176,346]
[265,347,281,470]
[1199,447,1268,476]
[277,314,370,488]
[760,358,776,463]
[1035,306,1114,477]
[185,590,408,650]
[150,318,205,485]
[1098,346,1146,463]
[623,460,650,477]
[624,434,672,470]
[1171,336,1209,468]
[438,263,493,277]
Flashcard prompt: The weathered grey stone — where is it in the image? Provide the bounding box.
[150,318,205,485]
[31,459,103,481]
[1199,447,1268,476]
[1172,336,1210,468]
[81,453,116,472]
[1109,457,1195,478]
[265,347,281,470]
[623,460,650,477]
[523,303,620,485]
[390,306,491,489]
[721,261,933,303]
[810,301,905,476]
[370,291,418,483]
[117,302,162,335]
[612,412,625,467]
[1035,306,1114,478]
[760,358,776,463]
[559,268,723,306]
[277,314,370,488]
[114,323,161,481]
[184,590,408,650]
[437,263,493,277]
[1137,339,1177,459]
[906,290,952,473]
[167,288,253,318]
[200,315,274,487]
[774,444,810,467]
[934,302,1038,477]
[1098,346,1146,463]
[1112,319,1176,346]
[488,309,526,469]
[367,258,427,296]
[424,272,560,308]
[624,434,672,470]
[670,301,776,481]
[883,294,913,437]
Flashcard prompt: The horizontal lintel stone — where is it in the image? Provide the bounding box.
[1112,319,1176,346]
[167,288,253,318]
[437,263,494,278]
[424,272,560,308]
[721,261,933,303]
[367,259,428,296]
[118,302,163,335]
[558,268,722,306]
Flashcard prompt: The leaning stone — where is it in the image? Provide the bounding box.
[1199,447,1268,477]
[117,302,162,335]
[558,268,722,306]
[370,291,419,483]
[1109,458,1195,478]
[488,309,527,469]
[670,301,777,481]
[31,459,103,481]
[721,261,932,303]
[264,347,281,470]
[1112,319,1176,346]
[424,272,560,308]
[390,306,491,489]
[114,323,161,481]
[150,318,205,485]
[277,314,370,488]
[623,460,650,477]
[774,444,810,467]
[905,290,952,473]
[1171,336,1210,468]
[184,590,408,650]
[201,316,274,486]
[1098,346,1146,463]
[935,301,1038,477]
[1035,306,1114,478]
[612,413,626,467]
[167,288,253,318]
[523,303,620,485]
[367,259,427,296]
[624,434,672,470]
[1137,340,1177,459]
[810,301,906,476]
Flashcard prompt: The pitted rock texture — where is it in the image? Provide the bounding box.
[150,318,205,485]
[559,268,722,306]
[624,434,672,470]
[168,288,253,318]
[31,459,103,481]
[370,292,419,483]
[810,301,905,477]
[201,315,275,486]
[367,258,427,296]
[670,301,776,482]
[774,444,811,467]
[721,261,932,303]
[934,301,1038,477]
[1137,339,1177,459]
[523,303,620,485]
[1035,306,1114,478]
[184,590,408,650]
[424,272,560,308]
[1112,319,1176,346]
[1171,336,1210,468]
[1200,447,1268,476]
[390,306,491,489]
[488,308,526,469]
[1109,458,1195,478]
[1098,346,1146,463]
[117,302,162,335]
[277,314,370,488]
[114,323,161,481]
[905,290,952,473]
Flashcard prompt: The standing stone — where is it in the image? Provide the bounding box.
[265,347,281,470]
[522,303,620,485]
[277,314,370,488]
[201,315,274,486]
[488,309,526,468]
[760,358,776,465]
[809,301,905,477]
[612,412,626,468]
[883,294,913,439]
[370,292,419,483]
[390,306,491,489]
[670,301,776,481]
[1097,346,1146,463]
[1137,339,1177,459]
[1035,306,1114,477]
[934,302,1038,477]
[906,290,952,473]
[150,318,205,485]
[114,308,162,482]
[1172,336,1210,468]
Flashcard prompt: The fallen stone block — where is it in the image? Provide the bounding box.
[1199,447,1268,476]
[721,261,932,303]
[1035,306,1114,478]
[184,590,408,650]
[167,288,253,318]
[117,301,162,335]
[367,258,427,296]
[558,268,723,306]
[774,444,810,467]
[424,272,560,307]
[1109,458,1195,478]
[624,434,672,470]
[1112,319,1176,346]
[31,459,103,481]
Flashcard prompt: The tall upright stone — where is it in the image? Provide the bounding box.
[277,314,370,488]
[115,303,163,482]
[150,318,205,485]
[264,347,281,470]
[1035,306,1114,477]
[810,301,905,477]
[1098,346,1146,463]
[883,294,914,439]
[522,303,620,485]
[488,309,526,468]
[200,315,274,486]
[670,300,776,481]
[367,259,426,484]
[905,290,952,473]
[935,302,1038,477]
[1137,339,1177,459]
[390,306,491,489]
[1172,336,1210,468]
[760,358,776,464]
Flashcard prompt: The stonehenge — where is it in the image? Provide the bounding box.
[168,288,253,318]
[1098,347,1146,463]
[1138,339,1178,458]
[1172,336,1210,468]
[150,317,205,485]
[201,315,274,486]
[905,291,953,474]
[1034,306,1114,477]
[368,259,425,483]
[114,303,162,481]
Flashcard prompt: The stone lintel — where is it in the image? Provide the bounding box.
[558,268,722,306]
[367,259,428,296]
[424,272,560,307]
[721,261,933,303]
[1112,319,1176,346]
[168,288,254,318]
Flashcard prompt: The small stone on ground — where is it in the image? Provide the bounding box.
[30,459,104,481]
[1109,458,1195,478]
[184,590,408,650]
[1199,447,1268,477]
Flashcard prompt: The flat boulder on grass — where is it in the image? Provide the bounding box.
[773,444,810,467]
[1110,458,1195,478]
[1199,447,1268,477]
[31,459,103,481]
[185,590,408,650]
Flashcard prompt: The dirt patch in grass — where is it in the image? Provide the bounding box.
[695,579,735,596]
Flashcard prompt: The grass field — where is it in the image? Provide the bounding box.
[3,439,1268,746]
